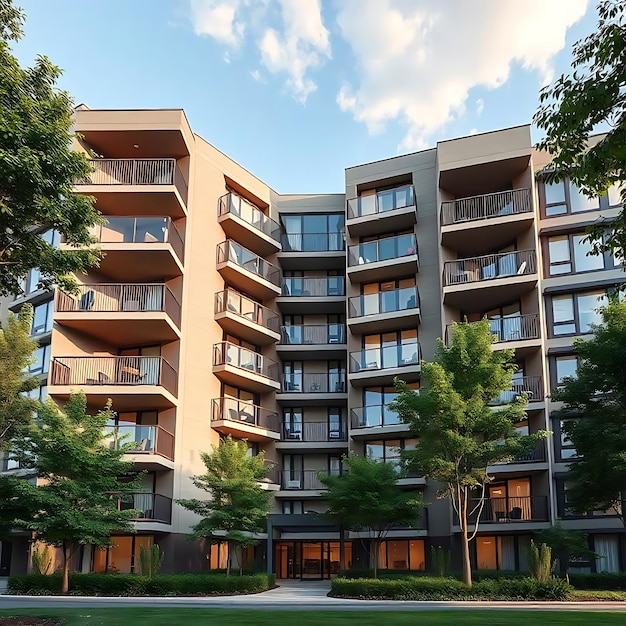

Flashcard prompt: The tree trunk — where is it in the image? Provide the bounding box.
[62,543,70,594]
[372,539,379,579]
[461,496,472,587]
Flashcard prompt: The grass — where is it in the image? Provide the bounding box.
[1,609,626,626]
[572,590,626,601]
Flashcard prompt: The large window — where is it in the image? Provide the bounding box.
[31,300,54,336]
[281,214,345,252]
[542,180,600,217]
[92,535,152,574]
[553,355,578,389]
[551,291,607,336]
[364,438,417,467]
[475,536,523,571]
[378,540,425,571]
[359,383,419,427]
[359,330,419,370]
[547,234,607,276]
[356,278,417,317]
[29,344,50,375]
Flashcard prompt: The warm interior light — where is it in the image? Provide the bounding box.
[133,144,140,149]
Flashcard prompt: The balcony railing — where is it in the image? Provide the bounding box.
[282,421,348,442]
[351,405,403,429]
[56,283,181,327]
[213,341,279,381]
[82,158,186,192]
[281,232,345,252]
[50,356,178,395]
[461,496,549,524]
[214,289,280,334]
[495,441,546,465]
[218,193,280,242]
[348,234,417,267]
[107,425,174,461]
[443,250,536,286]
[350,341,420,373]
[280,372,346,393]
[90,216,185,263]
[211,397,280,432]
[349,286,419,318]
[117,493,172,524]
[281,276,345,297]
[347,185,416,219]
[489,376,543,406]
[280,470,340,490]
[280,324,346,345]
[446,314,540,345]
[441,188,532,226]
[216,240,281,287]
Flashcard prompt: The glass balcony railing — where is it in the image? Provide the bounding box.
[216,240,281,287]
[348,234,417,267]
[280,372,346,393]
[350,405,402,429]
[350,341,420,373]
[106,425,174,461]
[347,185,416,219]
[214,289,280,334]
[280,324,346,345]
[212,341,279,381]
[440,188,532,226]
[349,286,419,318]
[445,314,540,345]
[443,250,536,286]
[211,397,280,432]
[218,193,280,242]
[281,232,345,252]
[281,276,345,297]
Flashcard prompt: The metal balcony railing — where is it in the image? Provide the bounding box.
[216,240,281,287]
[440,188,532,226]
[459,496,549,524]
[350,405,403,429]
[281,276,345,297]
[281,232,345,252]
[218,193,280,242]
[107,425,174,461]
[214,289,280,334]
[494,441,547,465]
[280,372,346,393]
[280,324,346,345]
[349,286,419,318]
[348,233,417,267]
[51,356,178,395]
[347,185,416,219]
[117,493,172,524]
[350,341,420,373]
[281,421,348,442]
[446,314,540,345]
[489,376,543,406]
[280,470,340,490]
[443,250,536,286]
[212,341,279,381]
[56,283,181,327]
[211,397,280,432]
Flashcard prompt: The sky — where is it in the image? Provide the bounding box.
[13,0,597,194]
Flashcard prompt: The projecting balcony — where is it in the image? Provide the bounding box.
[217,193,281,257]
[440,189,534,256]
[277,421,348,453]
[76,158,187,218]
[276,276,345,315]
[118,493,173,526]
[442,249,537,311]
[276,372,347,406]
[211,397,280,441]
[214,289,281,346]
[455,496,549,530]
[349,342,420,386]
[107,424,175,471]
[347,185,417,237]
[49,356,178,410]
[350,405,410,438]
[489,442,548,473]
[489,376,544,408]
[278,232,345,270]
[446,314,541,352]
[347,234,419,284]
[216,240,281,300]
[55,283,181,346]
[212,341,280,393]
[277,324,347,359]
[277,470,338,495]
[348,286,420,334]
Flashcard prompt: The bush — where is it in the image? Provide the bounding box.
[569,572,626,590]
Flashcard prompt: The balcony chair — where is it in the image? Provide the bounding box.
[516,261,527,275]
[509,506,523,520]
[79,290,95,311]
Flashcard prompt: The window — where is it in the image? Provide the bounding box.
[364,439,414,466]
[475,536,518,571]
[554,355,578,389]
[355,231,416,265]
[357,279,417,317]
[29,344,50,375]
[558,420,578,460]
[484,302,523,341]
[378,540,425,571]
[282,501,304,514]
[281,214,345,252]
[608,182,623,207]
[558,479,623,519]
[31,300,54,335]
[541,179,601,217]
[551,291,607,336]
[21,267,41,294]
[283,408,303,439]
[92,536,152,574]
[41,229,60,249]
[544,180,567,216]
[360,383,419,427]
[359,330,418,370]
[547,234,606,276]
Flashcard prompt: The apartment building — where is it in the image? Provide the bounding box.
[0,108,623,578]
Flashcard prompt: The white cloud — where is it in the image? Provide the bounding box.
[250,69,262,81]
[335,0,589,150]
[475,99,484,116]
[190,0,246,46]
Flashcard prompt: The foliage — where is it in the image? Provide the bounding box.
[534,0,626,257]
[390,320,546,585]
[569,572,626,590]
[138,544,164,580]
[538,523,598,579]
[431,545,451,578]
[31,545,54,575]
[318,453,423,578]
[552,301,626,525]
[0,0,102,296]
[177,436,272,576]
[14,393,141,593]
[527,541,552,583]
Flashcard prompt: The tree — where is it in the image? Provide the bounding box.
[15,393,140,593]
[0,0,101,296]
[553,300,626,526]
[390,320,546,586]
[534,0,626,256]
[318,453,423,578]
[538,523,597,582]
[177,436,272,576]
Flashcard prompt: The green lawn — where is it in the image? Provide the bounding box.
[0,609,625,626]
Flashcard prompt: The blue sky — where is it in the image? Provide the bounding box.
[13,0,597,194]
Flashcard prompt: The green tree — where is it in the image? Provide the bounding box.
[0,0,101,296]
[534,0,626,256]
[553,300,626,526]
[177,436,272,576]
[15,393,140,593]
[538,523,597,582]
[318,453,423,578]
[390,320,546,586]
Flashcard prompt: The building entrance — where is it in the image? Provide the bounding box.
[275,541,350,580]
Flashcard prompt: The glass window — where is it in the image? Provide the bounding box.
[548,236,571,275]
[569,184,600,213]
[32,300,53,335]
[577,292,606,332]
[555,356,577,387]
[572,235,604,272]
[608,183,623,207]
[545,180,566,207]
[552,295,575,335]
[29,345,50,375]
[559,420,578,460]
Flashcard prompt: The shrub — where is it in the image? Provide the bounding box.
[31,546,54,576]
[431,546,451,577]
[527,541,552,582]
[569,572,626,590]
[138,544,164,579]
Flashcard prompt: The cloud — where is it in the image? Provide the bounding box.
[335,0,589,150]
[475,99,484,116]
[190,0,246,46]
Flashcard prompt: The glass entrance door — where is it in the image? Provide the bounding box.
[275,541,349,580]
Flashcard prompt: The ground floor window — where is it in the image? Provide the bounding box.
[92,535,153,573]
[275,541,351,579]
[595,535,620,573]
[378,539,425,571]
[208,541,255,571]
[474,535,531,571]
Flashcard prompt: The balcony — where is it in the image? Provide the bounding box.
[347,185,417,237]
[77,158,187,218]
[459,496,549,527]
[347,234,419,284]
[278,421,348,453]
[489,376,544,407]
[218,193,281,257]
[216,240,281,300]
[278,232,345,270]
[49,356,178,410]
[277,373,347,406]
[440,189,533,256]
[350,405,409,438]
[55,283,181,346]
[446,314,541,351]
[442,250,537,311]
[348,287,420,334]
[86,217,184,281]
[214,289,281,346]
[212,341,280,393]
[118,493,172,525]
[277,324,347,359]
[349,341,420,386]
[211,397,280,441]
[107,425,175,470]
[276,277,345,315]
[490,442,548,472]
[278,470,338,493]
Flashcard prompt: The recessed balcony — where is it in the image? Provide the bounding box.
[76,158,187,218]
[489,376,544,407]
[489,442,548,473]
[348,286,420,334]
[117,493,173,526]
[347,234,419,284]
[276,276,346,315]
[456,495,549,529]
[214,289,281,346]
[55,283,181,346]
[216,240,281,300]
[349,341,420,386]
[107,424,175,470]
[347,185,417,237]
[277,324,347,359]
[278,232,345,270]
[211,397,280,441]
[277,421,348,453]
[446,314,541,352]
[212,341,280,393]
[217,193,281,257]
[277,470,337,494]
[276,372,347,406]
[442,250,537,311]
[350,405,410,439]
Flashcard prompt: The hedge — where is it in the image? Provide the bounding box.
[8,572,275,596]
[330,576,571,601]
[338,569,527,581]
[569,573,626,590]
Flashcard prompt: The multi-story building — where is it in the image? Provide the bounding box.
[0,108,623,578]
